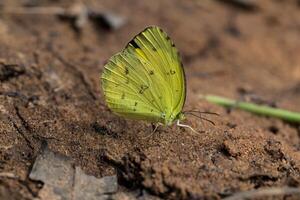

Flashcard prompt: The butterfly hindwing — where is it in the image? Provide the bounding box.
[101,26,186,124]
[101,51,162,122]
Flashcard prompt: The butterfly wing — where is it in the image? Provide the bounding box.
[101,26,186,124]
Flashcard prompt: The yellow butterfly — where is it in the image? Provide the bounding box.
[101,26,208,131]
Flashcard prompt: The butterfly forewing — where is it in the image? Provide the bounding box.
[101,26,186,124]
[134,27,186,113]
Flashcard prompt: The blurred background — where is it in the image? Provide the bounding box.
[1,0,300,199]
[1,0,299,109]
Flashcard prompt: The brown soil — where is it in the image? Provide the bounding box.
[1,0,300,199]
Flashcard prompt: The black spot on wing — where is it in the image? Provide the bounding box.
[125,67,129,75]
[130,39,140,49]
[139,85,149,94]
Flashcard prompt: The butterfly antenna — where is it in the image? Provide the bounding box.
[184,110,219,116]
[185,112,216,126]
[176,120,200,134]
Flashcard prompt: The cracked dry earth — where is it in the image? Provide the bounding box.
[1,0,300,200]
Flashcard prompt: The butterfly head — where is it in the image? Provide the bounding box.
[163,112,185,126]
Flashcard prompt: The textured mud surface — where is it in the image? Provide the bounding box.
[0,0,300,199]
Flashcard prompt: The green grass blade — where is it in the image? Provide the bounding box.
[202,95,300,123]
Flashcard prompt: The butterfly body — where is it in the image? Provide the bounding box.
[101,26,186,126]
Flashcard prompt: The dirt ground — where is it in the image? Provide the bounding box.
[1,0,300,199]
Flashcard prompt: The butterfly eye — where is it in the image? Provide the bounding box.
[161,113,166,119]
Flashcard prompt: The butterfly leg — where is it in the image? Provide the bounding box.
[176,120,200,134]
[142,123,162,139]
[152,123,161,133]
